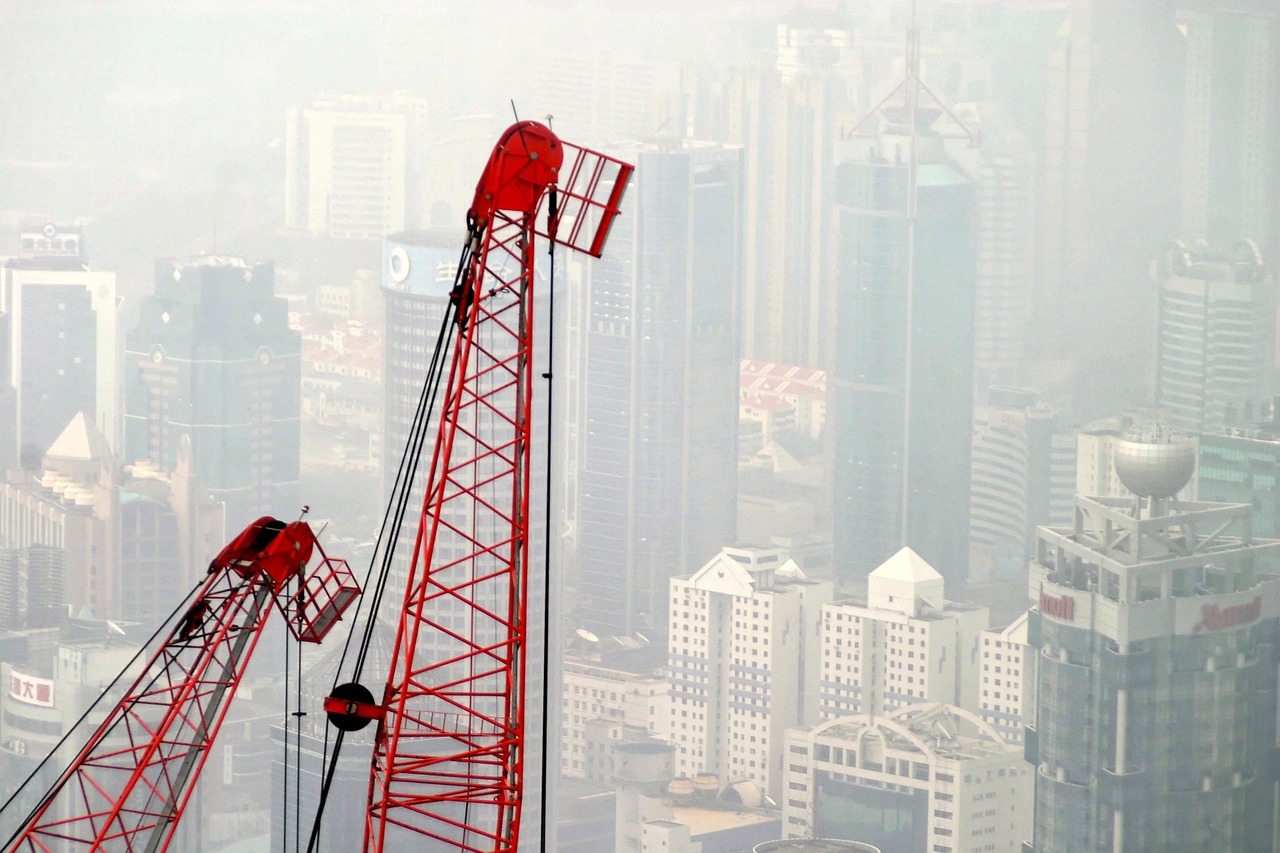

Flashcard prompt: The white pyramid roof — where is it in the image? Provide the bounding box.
[870,546,942,584]
[44,411,111,462]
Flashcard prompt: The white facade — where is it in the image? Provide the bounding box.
[1,260,119,457]
[782,704,1033,853]
[977,614,1034,746]
[667,546,833,800]
[820,548,987,719]
[285,92,428,239]
[561,656,666,781]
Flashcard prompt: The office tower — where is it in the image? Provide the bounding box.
[973,140,1034,390]
[1037,2,1184,413]
[1199,401,1280,569]
[969,388,1075,581]
[819,548,987,720]
[1026,424,1280,852]
[0,413,114,619]
[1178,1,1279,253]
[569,142,741,637]
[977,614,1035,746]
[561,648,667,782]
[125,256,299,531]
[0,625,144,824]
[831,101,977,584]
[1155,240,1273,435]
[1,223,119,464]
[0,547,64,631]
[682,17,849,367]
[665,546,833,799]
[285,92,429,239]
[782,703,1033,851]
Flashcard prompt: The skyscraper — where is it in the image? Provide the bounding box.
[285,92,429,240]
[1037,1,1184,413]
[1026,425,1280,851]
[569,141,742,637]
[819,548,988,721]
[969,387,1075,581]
[831,99,977,585]
[665,545,832,800]
[1155,239,1273,435]
[1177,0,1279,254]
[1,223,119,465]
[124,255,300,530]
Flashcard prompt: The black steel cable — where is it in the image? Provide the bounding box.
[0,577,206,849]
[305,237,472,853]
[539,191,558,853]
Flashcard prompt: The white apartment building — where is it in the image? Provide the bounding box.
[285,92,428,239]
[667,546,833,800]
[782,703,1033,853]
[561,655,666,782]
[820,548,987,719]
[977,613,1034,745]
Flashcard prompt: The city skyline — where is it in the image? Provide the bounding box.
[1,1,1278,851]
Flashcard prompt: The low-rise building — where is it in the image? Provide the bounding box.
[783,703,1032,852]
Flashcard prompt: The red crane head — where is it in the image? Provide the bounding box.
[468,120,634,259]
[469,120,564,227]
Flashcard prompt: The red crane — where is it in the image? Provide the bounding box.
[323,121,632,852]
[4,517,360,852]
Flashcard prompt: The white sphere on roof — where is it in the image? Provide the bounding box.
[1114,422,1195,499]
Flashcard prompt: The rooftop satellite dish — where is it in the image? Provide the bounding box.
[106,621,127,637]
[575,628,599,643]
[634,632,650,645]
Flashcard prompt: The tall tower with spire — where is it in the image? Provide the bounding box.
[829,17,977,585]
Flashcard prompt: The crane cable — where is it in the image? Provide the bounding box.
[0,576,206,850]
[538,189,558,853]
[304,237,472,853]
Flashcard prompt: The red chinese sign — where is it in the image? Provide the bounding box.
[9,671,55,708]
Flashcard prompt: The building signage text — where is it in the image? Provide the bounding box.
[1193,596,1262,633]
[1039,586,1076,622]
[9,671,55,708]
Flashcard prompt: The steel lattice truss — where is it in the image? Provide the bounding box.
[13,572,273,853]
[8,521,358,853]
[365,123,631,853]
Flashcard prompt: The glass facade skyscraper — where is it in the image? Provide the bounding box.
[831,113,976,585]
[124,256,300,531]
[568,142,742,637]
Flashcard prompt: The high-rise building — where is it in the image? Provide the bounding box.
[1,223,119,465]
[124,255,300,531]
[1198,400,1280,570]
[819,548,987,720]
[568,141,741,637]
[561,649,667,783]
[285,92,429,240]
[973,140,1034,390]
[1177,1,1279,253]
[969,388,1075,581]
[1155,239,1274,435]
[782,703,1033,852]
[830,104,977,584]
[1025,425,1280,852]
[681,16,849,367]
[977,614,1035,746]
[665,546,832,800]
[1036,1,1184,413]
